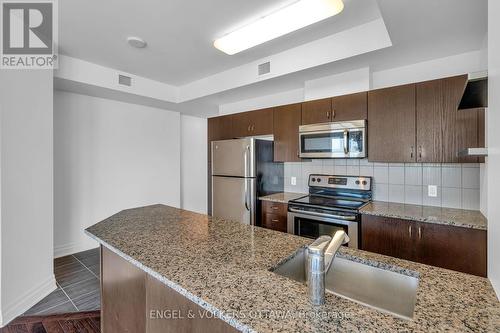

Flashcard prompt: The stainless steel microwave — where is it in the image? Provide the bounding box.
[299,120,367,158]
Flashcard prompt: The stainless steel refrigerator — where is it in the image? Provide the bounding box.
[211,138,283,225]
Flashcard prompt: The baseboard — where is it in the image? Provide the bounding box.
[54,240,98,258]
[0,275,57,327]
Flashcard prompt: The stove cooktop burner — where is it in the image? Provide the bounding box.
[290,195,368,211]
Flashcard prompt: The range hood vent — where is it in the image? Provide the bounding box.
[458,148,488,157]
[458,77,487,110]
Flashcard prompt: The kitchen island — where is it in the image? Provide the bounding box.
[85,204,500,332]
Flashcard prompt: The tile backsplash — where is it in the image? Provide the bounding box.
[284,159,481,210]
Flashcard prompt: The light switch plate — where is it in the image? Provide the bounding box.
[291,177,297,186]
[428,185,438,197]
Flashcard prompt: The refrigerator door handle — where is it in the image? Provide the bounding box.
[243,145,250,177]
[244,179,250,212]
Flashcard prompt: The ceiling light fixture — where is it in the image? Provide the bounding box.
[213,0,344,55]
[127,36,147,48]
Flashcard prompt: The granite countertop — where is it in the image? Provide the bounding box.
[85,204,500,333]
[259,192,307,204]
[361,201,487,230]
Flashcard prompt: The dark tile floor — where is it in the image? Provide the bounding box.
[24,248,101,316]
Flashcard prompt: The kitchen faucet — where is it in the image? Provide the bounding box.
[307,230,350,305]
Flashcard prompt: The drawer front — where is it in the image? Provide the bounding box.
[262,213,287,233]
[262,200,287,215]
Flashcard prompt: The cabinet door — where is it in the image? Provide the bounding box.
[441,75,469,163]
[368,84,416,162]
[331,92,367,121]
[456,108,479,163]
[231,108,273,137]
[361,215,415,261]
[301,98,332,125]
[416,79,443,162]
[231,111,253,137]
[478,108,486,163]
[249,107,274,136]
[208,115,233,142]
[274,103,302,162]
[415,222,487,277]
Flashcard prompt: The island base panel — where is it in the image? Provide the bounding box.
[101,246,238,333]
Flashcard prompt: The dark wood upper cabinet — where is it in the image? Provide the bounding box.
[417,75,478,163]
[231,108,274,137]
[273,103,302,162]
[441,75,469,163]
[368,84,417,163]
[208,115,233,142]
[478,108,486,163]
[456,108,479,163]
[207,74,482,165]
[301,98,331,125]
[331,91,367,121]
[416,79,443,162]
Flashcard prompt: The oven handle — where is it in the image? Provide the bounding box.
[288,208,356,221]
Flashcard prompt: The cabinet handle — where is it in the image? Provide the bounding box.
[418,146,422,160]
[271,219,279,223]
[410,146,414,159]
[332,109,336,119]
[409,225,412,238]
[272,206,279,210]
[326,111,330,119]
[251,124,255,132]
[247,125,251,132]
[418,226,422,240]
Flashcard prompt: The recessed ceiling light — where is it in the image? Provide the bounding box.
[213,0,344,55]
[127,36,147,48]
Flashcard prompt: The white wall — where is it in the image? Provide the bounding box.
[220,89,304,116]
[0,70,55,326]
[372,49,487,89]
[54,91,181,257]
[488,0,500,297]
[304,67,370,100]
[180,115,207,214]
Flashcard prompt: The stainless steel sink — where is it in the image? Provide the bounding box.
[272,248,419,319]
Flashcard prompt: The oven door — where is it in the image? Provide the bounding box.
[299,123,366,159]
[287,208,359,248]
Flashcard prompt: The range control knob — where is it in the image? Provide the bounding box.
[362,180,367,185]
[355,180,360,185]
[317,178,321,183]
[311,178,316,182]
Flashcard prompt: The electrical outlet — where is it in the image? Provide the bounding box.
[291,177,297,186]
[428,185,438,197]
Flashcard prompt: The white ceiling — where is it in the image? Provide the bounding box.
[59,0,382,85]
[57,0,487,116]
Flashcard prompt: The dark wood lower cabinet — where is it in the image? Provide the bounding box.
[101,247,238,333]
[360,216,415,261]
[361,215,487,277]
[260,201,288,232]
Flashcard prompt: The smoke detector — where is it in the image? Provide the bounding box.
[127,37,147,48]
